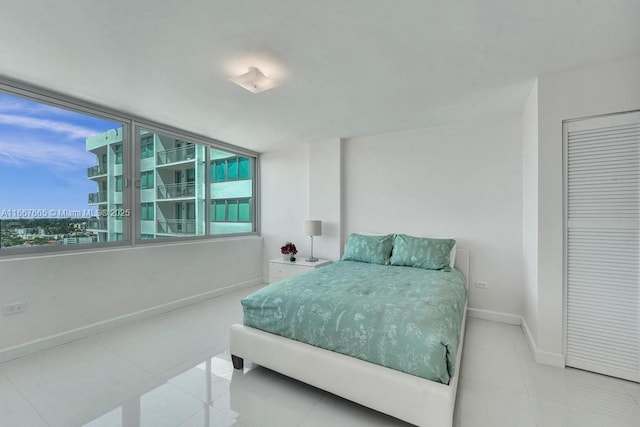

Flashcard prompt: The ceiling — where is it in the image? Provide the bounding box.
[1,1,639,152]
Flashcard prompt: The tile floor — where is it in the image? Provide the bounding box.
[1,285,639,427]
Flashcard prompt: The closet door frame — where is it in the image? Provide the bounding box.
[563,109,640,383]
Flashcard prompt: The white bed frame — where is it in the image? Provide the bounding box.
[230,249,469,427]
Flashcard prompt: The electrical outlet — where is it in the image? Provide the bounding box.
[4,301,27,315]
[475,281,489,289]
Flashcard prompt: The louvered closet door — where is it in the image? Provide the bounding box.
[565,110,640,382]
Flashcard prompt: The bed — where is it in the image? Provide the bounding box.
[230,234,469,427]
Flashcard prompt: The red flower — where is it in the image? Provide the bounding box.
[280,242,297,255]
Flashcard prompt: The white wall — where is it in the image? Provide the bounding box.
[532,56,640,359]
[259,56,640,342]
[260,139,344,273]
[0,237,263,362]
[344,114,524,315]
[260,144,311,279]
[309,138,343,261]
[522,80,539,343]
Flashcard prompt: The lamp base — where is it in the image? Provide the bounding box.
[305,257,319,262]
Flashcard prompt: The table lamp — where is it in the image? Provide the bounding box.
[304,220,322,262]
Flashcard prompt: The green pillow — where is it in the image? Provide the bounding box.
[341,234,394,265]
[390,234,455,270]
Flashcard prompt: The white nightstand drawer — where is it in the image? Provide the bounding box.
[268,258,332,283]
[271,263,303,280]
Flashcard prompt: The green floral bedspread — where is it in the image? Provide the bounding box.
[241,260,467,384]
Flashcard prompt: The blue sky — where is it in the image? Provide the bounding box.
[0,93,120,219]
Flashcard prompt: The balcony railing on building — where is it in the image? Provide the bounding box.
[156,183,196,200]
[156,145,196,166]
[156,219,196,235]
[87,163,108,178]
[87,218,108,230]
[88,192,107,204]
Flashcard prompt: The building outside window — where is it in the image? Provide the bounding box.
[211,156,252,182]
[141,171,154,189]
[140,135,154,159]
[114,204,123,221]
[211,199,251,223]
[141,203,154,221]
[113,144,123,165]
[86,129,256,240]
[0,86,258,254]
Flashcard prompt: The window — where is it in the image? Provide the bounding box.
[114,144,123,165]
[140,135,154,159]
[239,157,250,179]
[210,156,252,182]
[211,199,251,222]
[214,202,225,222]
[238,199,251,222]
[209,150,254,235]
[0,91,128,252]
[141,171,154,189]
[137,129,256,240]
[141,203,154,220]
[214,161,226,182]
[228,159,238,180]
[0,82,257,255]
[186,202,196,220]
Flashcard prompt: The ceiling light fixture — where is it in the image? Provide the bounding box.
[229,66,279,93]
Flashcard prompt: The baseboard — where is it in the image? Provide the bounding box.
[466,308,522,325]
[520,316,565,368]
[0,278,263,364]
[468,308,566,368]
[535,350,565,367]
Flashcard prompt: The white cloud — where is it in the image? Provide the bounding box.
[0,95,78,118]
[0,137,94,170]
[0,113,100,140]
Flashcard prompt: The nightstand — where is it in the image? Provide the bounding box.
[268,258,332,283]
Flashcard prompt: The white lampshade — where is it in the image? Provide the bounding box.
[304,220,322,236]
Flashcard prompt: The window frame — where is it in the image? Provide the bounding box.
[0,77,259,257]
[132,123,259,245]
